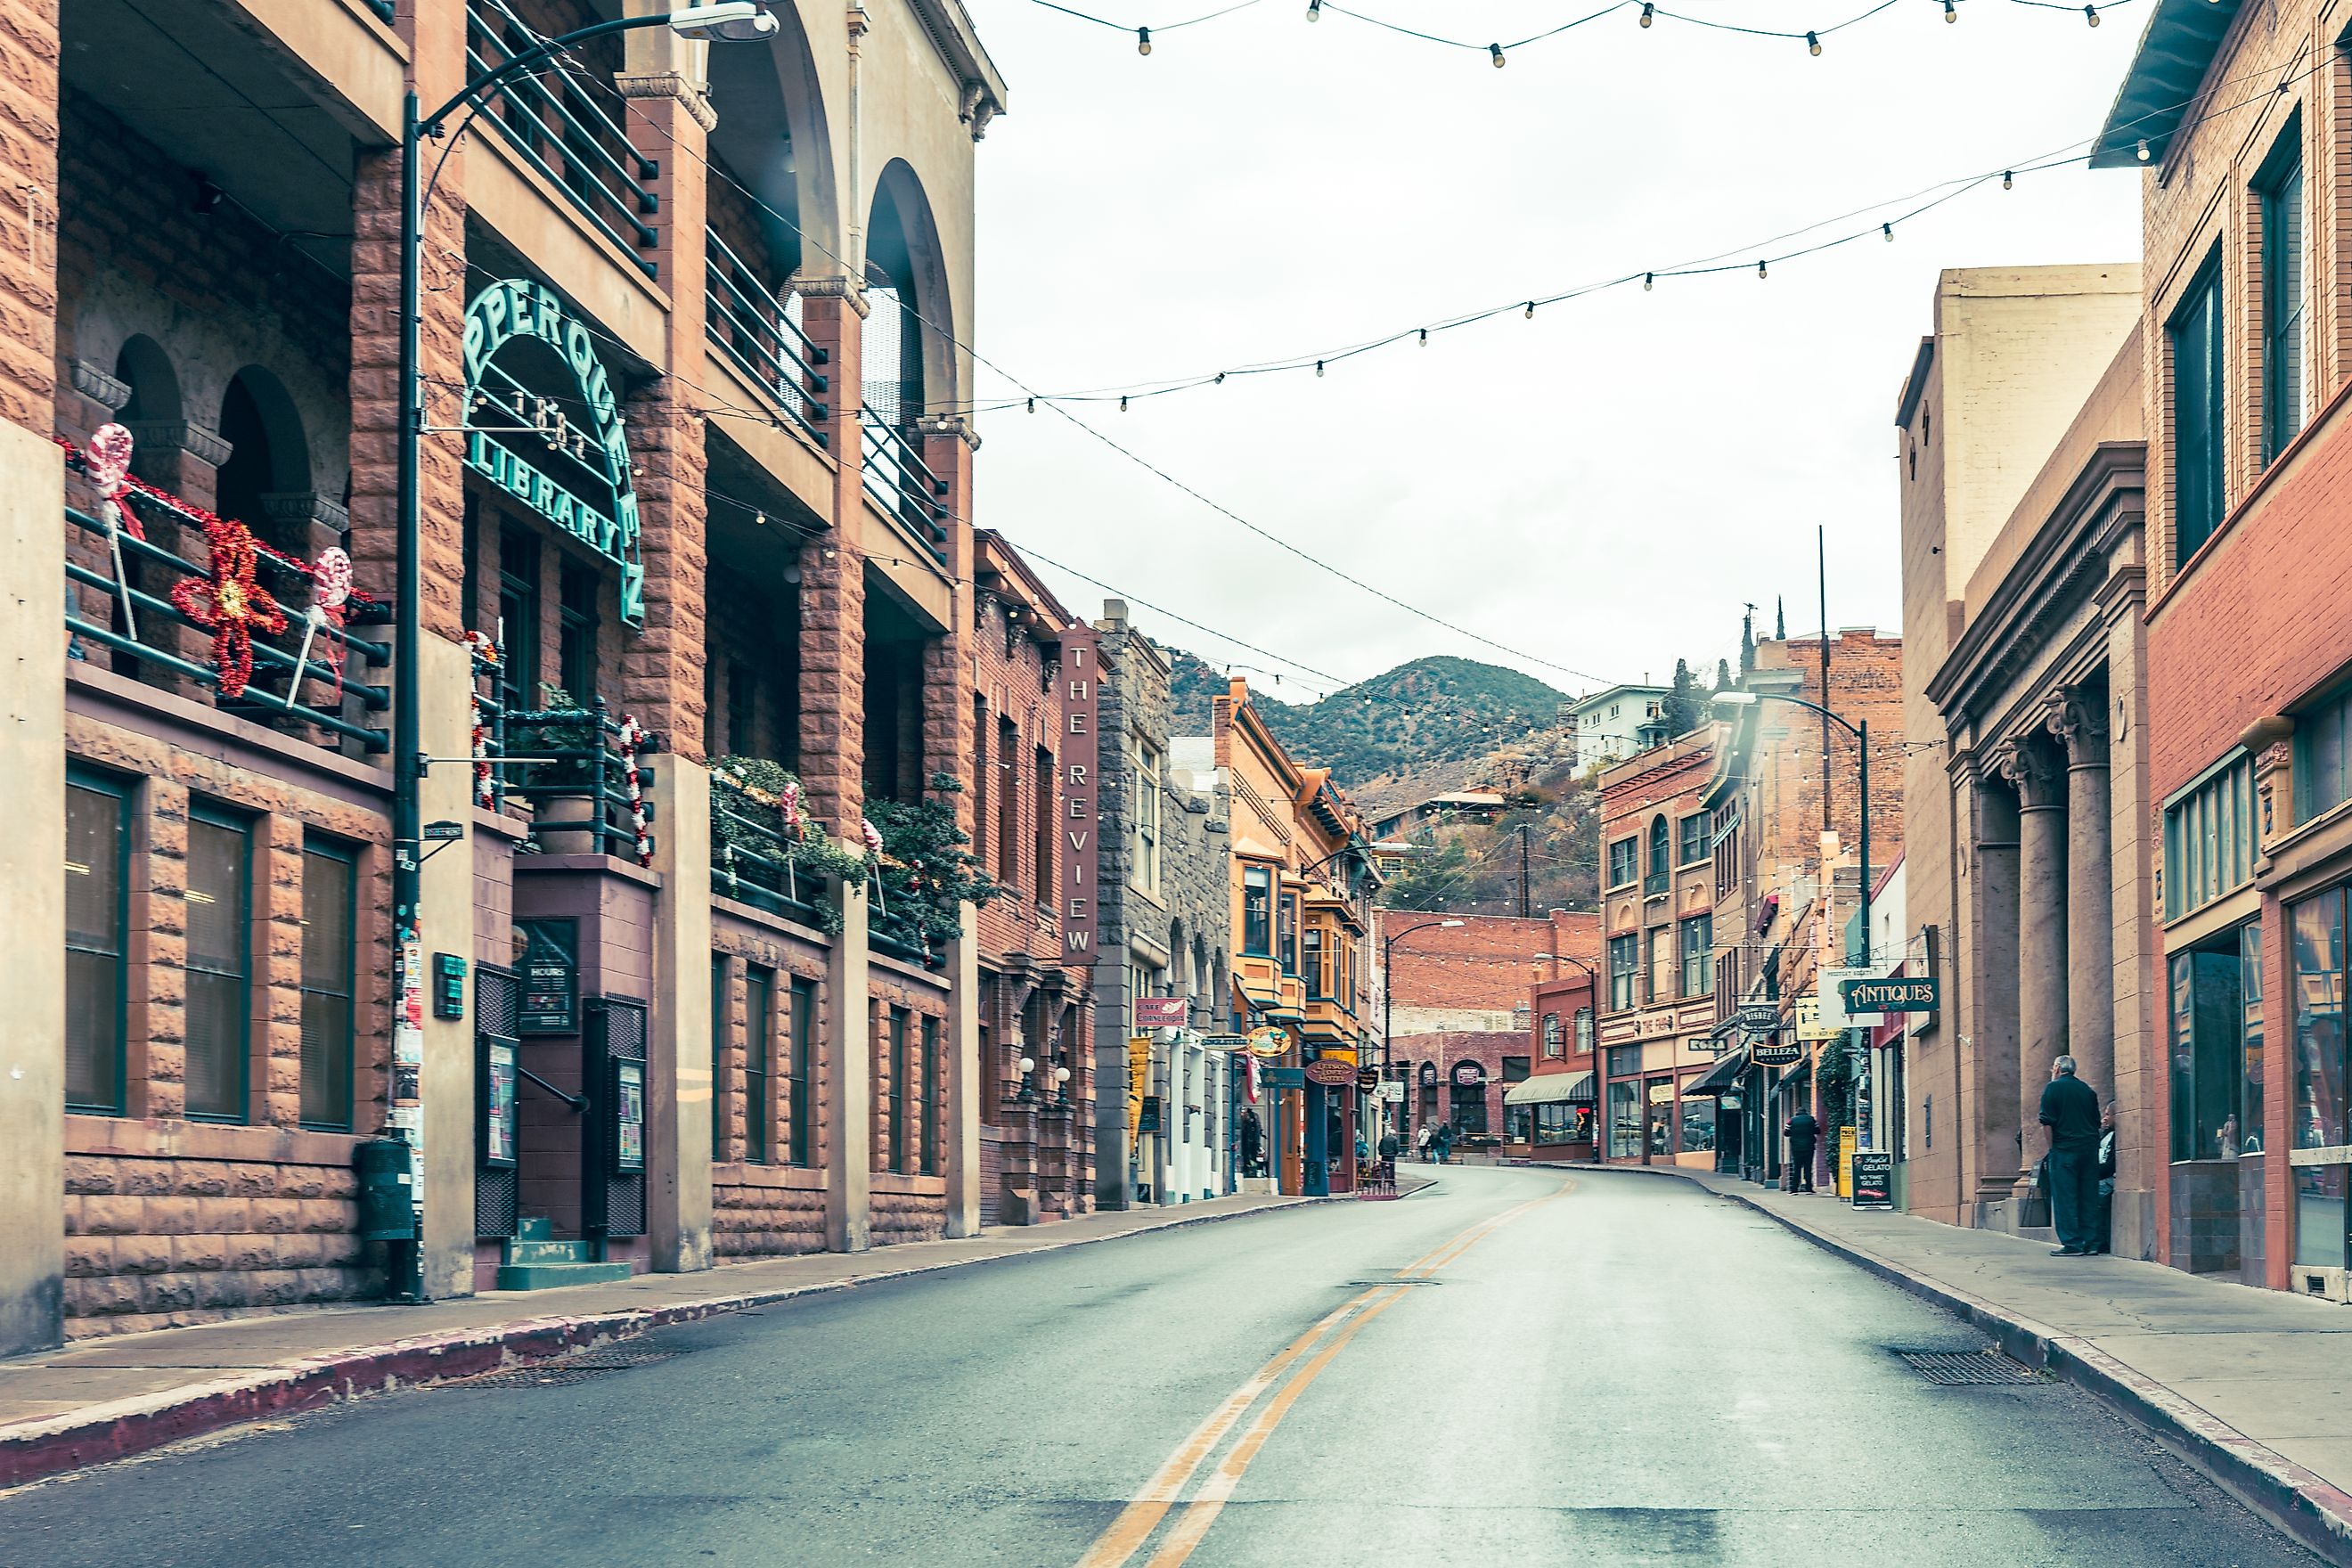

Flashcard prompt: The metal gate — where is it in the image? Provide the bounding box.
[475,962,520,1238]
[585,995,647,1239]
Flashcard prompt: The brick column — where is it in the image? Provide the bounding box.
[794,283,866,836]
[0,0,56,440]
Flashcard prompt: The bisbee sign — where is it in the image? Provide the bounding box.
[463,279,644,626]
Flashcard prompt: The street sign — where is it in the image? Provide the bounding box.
[1304,1058,1355,1087]
[1132,996,1189,1031]
[1734,1003,1779,1032]
[1376,1081,1405,1103]
[1265,1066,1305,1088]
[1200,1033,1249,1052]
[1851,1149,1894,1208]
[1841,976,1940,1013]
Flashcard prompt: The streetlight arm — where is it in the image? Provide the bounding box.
[1720,690,1862,743]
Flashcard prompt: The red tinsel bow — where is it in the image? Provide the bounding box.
[171,517,289,698]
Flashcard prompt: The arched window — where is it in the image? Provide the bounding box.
[1647,814,1670,891]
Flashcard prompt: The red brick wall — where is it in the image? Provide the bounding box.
[1389,1029,1527,1139]
[969,593,1072,962]
[708,909,831,1259]
[1378,911,1601,1016]
[0,0,56,437]
[1747,633,1907,873]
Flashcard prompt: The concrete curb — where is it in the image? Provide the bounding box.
[1629,1164,2352,1566]
[0,1194,1335,1490]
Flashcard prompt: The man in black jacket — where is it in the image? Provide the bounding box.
[1784,1107,1819,1193]
[2039,1056,2102,1256]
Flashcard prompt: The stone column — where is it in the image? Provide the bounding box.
[1956,755,2021,1216]
[943,902,983,1237]
[2098,539,2159,1264]
[2002,735,2068,1208]
[2054,686,2114,1106]
[824,876,871,1251]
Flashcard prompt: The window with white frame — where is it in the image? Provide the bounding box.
[1132,739,1163,894]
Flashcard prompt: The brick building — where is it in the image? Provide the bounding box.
[1375,910,1599,1148]
[2088,0,2352,1293]
[1699,631,1906,1187]
[968,533,1096,1225]
[1088,600,1232,1209]
[1506,969,1600,1159]
[7,0,1017,1352]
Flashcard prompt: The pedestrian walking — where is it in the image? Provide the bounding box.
[1433,1124,1453,1165]
[1416,1123,1433,1162]
[1239,1107,1264,1179]
[2039,1055,2102,1256]
[2092,1099,2119,1255]
[1784,1107,1819,1193]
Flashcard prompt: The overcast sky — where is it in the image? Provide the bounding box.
[962,0,2144,703]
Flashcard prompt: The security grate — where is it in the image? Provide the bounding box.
[449,1341,679,1390]
[1896,1349,2049,1385]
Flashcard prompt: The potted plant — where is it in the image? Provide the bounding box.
[862,773,1000,961]
[711,755,877,936]
[524,682,605,855]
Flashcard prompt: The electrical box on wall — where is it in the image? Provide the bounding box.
[433,952,467,1020]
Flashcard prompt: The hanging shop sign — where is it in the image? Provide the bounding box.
[1452,1061,1487,1087]
[1793,997,1839,1042]
[1127,1035,1151,1140]
[1246,1026,1289,1058]
[1199,1033,1250,1052]
[1821,963,1895,1029]
[1132,995,1189,1031]
[1750,1034,1801,1067]
[1303,1057,1356,1087]
[1060,624,1103,965]
[1734,1003,1781,1033]
[462,278,643,625]
[1376,1081,1406,1103]
[1842,975,1940,1014]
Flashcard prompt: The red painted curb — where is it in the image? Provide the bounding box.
[0,1194,1334,1490]
[1632,1165,2352,1566]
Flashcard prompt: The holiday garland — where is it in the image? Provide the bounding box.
[615,715,654,868]
[59,432,381,705]
[465,630,501,810]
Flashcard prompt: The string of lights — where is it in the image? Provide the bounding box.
[1009,0,2132,63]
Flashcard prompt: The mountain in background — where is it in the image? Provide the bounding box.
[1166,650,1572,810]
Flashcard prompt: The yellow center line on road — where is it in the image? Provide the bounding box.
[1073,1179,1573,1568]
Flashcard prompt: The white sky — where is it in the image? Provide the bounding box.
[964,0,2145,703]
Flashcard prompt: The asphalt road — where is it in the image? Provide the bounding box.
[0,1165,2321,1567]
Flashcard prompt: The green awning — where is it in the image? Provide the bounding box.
[1504,1071,1593,1106]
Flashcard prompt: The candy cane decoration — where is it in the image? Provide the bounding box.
[465,630,499,810]
[617,715,653,866]
[282,545,352,711]
[83,423,137,641]
[861,814,886,914]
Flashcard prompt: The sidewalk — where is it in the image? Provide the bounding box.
[0,1190,1330,1489]
[1644,1164,2352,1564]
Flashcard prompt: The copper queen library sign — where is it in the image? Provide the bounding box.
[1060,624,1102,966]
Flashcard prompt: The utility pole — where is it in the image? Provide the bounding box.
[1519,821,1531,919]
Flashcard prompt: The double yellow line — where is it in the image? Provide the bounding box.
[1074,1181,1572,1568]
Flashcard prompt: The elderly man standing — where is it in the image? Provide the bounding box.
[2039,1056,2103,1257]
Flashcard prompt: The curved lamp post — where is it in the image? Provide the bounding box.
[388,3,779,1301]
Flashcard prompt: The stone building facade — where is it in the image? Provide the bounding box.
[6,0,1017,1352]
[1088,600,1232,1208]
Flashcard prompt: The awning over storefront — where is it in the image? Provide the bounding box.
[1504,1071,1593,1106]
[1683,1049,1748,1097]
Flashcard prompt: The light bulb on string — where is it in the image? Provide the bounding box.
[1137,25,1151,53]
[1214,372,1226,385]
[1119,395,1129,412]
[2136,138,2152,161]
[1307,0,1320,16]
[1943,0,1956,20]
[2003,170,2013,189]
[2085,4,2099,22]
[1882,222,1893,241]
[1025,397,1035,413]
[1315,360,1325,378]
[1490,42,1506,67]
[1757,259,1768,280]
[1806,29,1821,53]
[1523,301,1535,320]
[1417,329,1429,347]
[1639,2,1654,24]
[1643,272,1654,290]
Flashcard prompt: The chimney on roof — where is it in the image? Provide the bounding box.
[1103,599,1128,628]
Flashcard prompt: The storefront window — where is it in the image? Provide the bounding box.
[2169,941,2244,1161]
[1680,1095,1717,1153]
[1505,1103,1532,1142]
[1608,1079,1641,1158]
[2291,889,2347,1151]
[1535,1102,1591,1143]
[1646,1079,1675,1156]
[1450,1083,1487,1136]
[2295,1165,2348,1270]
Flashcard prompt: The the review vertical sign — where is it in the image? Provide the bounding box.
[1061,623,1101,967]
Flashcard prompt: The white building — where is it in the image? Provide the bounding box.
[1565,683,1671,772]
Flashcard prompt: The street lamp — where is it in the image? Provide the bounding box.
[388,3,779,1301]
[1379,918,1461,1145]
[1709,690,1871,954]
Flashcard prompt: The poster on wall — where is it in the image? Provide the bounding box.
[613,1058,646,1173]
[516,919,579,1034]
[483,1040,518,1168]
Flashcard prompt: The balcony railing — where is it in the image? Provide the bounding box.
[860,412,949,560]
[61,465,391,754]
[466,0,660,276]
[706,230,830,446]
[1644,870,1670,895]
[504,696,658,862]
[711,771,828,928]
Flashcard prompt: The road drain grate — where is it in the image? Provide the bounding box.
[452,1342,681,1389]
[1896,1349,2049,1385]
